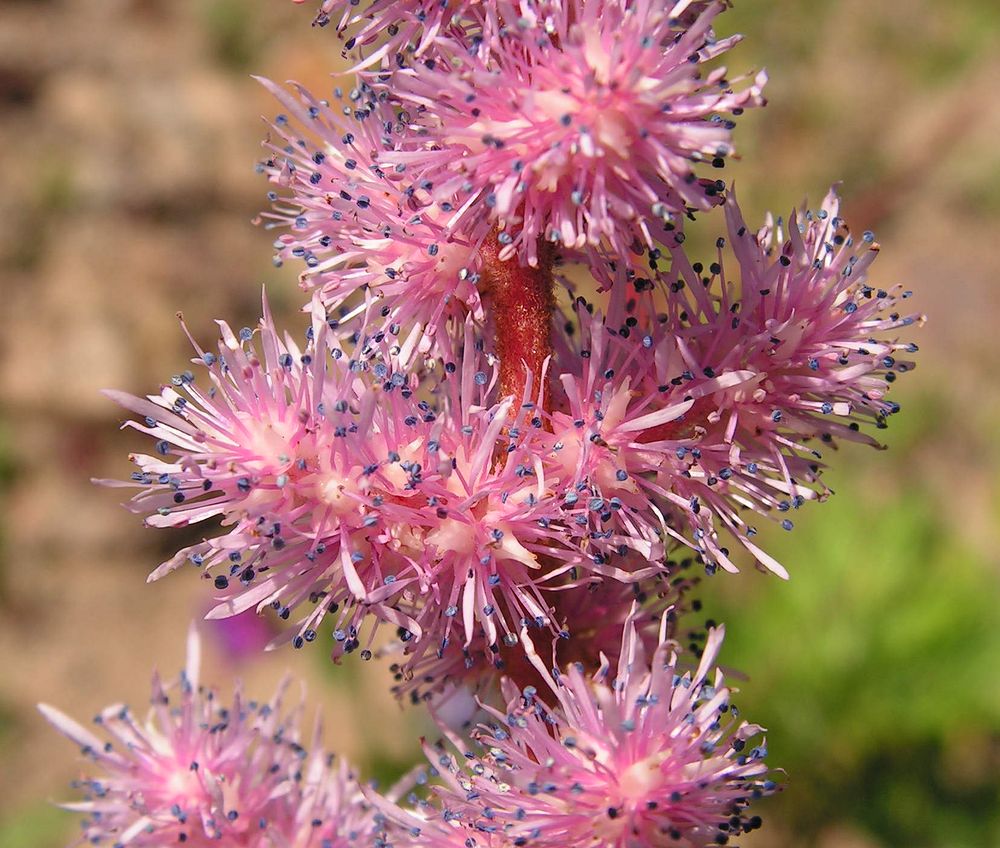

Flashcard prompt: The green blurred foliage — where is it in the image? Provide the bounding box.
[0,803,73,848]
[200,0,267,72]
[706,398,1000,846]
[695,4,1000,843]
[724,0,1000,86]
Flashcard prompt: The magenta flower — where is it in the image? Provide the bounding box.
[39,627,378,846]
[383,0,766,266]
[258,78,485,356]
[203,604,280,664]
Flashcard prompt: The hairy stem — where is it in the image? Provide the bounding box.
[481,234,555,407]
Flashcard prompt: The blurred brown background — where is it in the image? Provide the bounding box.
[0,1,998,846]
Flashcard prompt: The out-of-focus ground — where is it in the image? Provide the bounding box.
[0,1,997,846]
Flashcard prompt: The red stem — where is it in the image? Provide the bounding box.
[481,234,555,407]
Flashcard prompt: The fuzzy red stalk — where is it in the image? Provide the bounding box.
[481,233,555,406]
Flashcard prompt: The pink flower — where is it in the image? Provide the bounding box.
[100,296,424,655]
[102,300,598,667]
[550,284,794,578]
[549,187,920,578]
[394,573,697,704]
[292,0,499,68]
[667,187,920,454]
[427,612,774,847]
[39,626,378,846]
[383,0,766,266]
[258,79,484,357]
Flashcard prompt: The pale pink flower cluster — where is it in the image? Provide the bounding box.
[257,79,486,354]
[40,628,383,846]
[382,0,766,266]
[551,189,920,577]
[294,0,501,67]
[378,613,772,847]
[42,1,922,845]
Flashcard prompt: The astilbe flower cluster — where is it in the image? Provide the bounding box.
[550,187,920,577]
[257,78,486,357]
[378,612,771,847]
[40,627,384,847]
[382,0,766,266]
[42,0,922,845]
[102,297,580,670]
